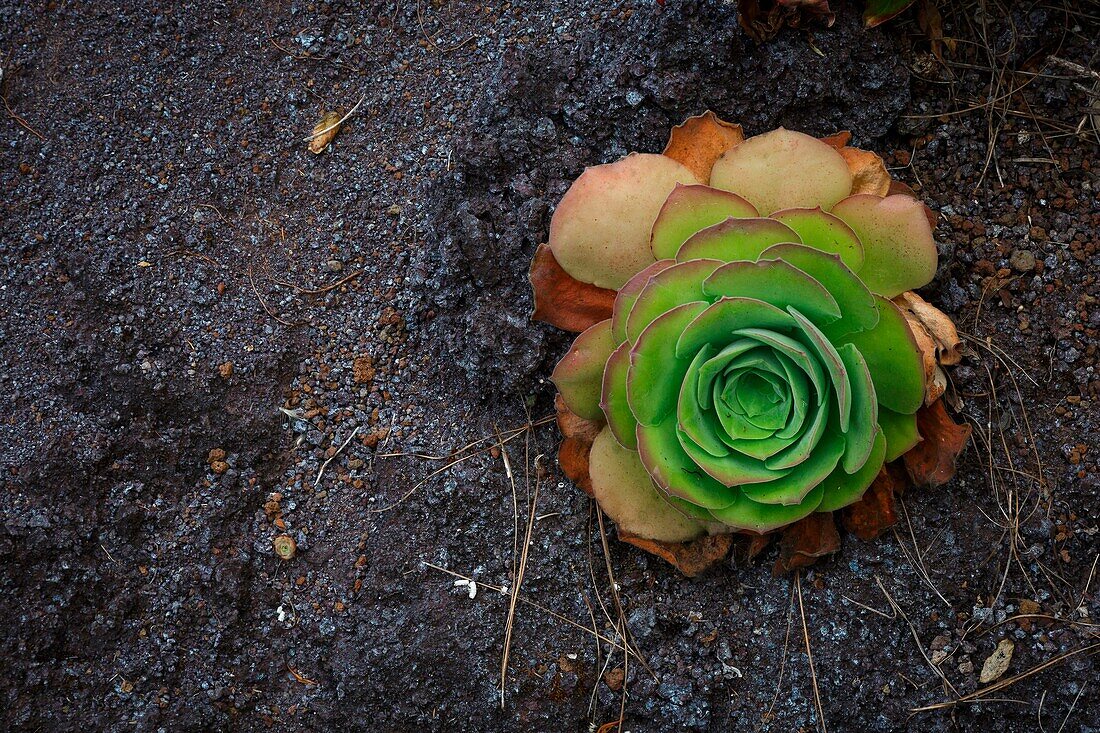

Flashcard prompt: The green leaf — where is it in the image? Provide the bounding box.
[878,406,920,461]
[650,184,758,259]
[864,0,917,28]
[676,297,795,359]
[679,425,789,487]
[588,428,706,542]
[550,319,615,421]
[625,259,723,343]
[627,301,710,426]
[842,296,925,414]
[770,207,864,271]
[611,259,675,344]
[635,413,738,509]
[675,217,801,263]
[702,259,841,326]
[600,341,637,450]
[815,430,886,513]
[741,428,844,505]
[677,344,731,457]
[708,484,825,533]
[836,343,878,473]
[759,243,878,338]
[788,307,851,432]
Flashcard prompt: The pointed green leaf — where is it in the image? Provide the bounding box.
[703,259,841,326]
[788,307,851,432]
[550,319,615,421]
[679,426,788,487]
[675,217,801,263]
[836,343,878,473]
[625,259,723,343]
[842,296,925,414]
[650,184,759,259]
[628,301,710,426]
[600,341,637,450]
[677,344,730,457]
[770,207,864,271]
[815,430,886,513]
[879,406,920,461]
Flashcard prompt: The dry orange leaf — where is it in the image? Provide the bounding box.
[308,110,343,154]
[530,244,616,333]
[894,290,963,366]
[840,463,906,540]
[618,531,733,577]
[555,394,604,496]
[662,111,744,183]
[773,512,841,573]
[838,146,892,197]
[819,130,853,149]
[903,399,971,487]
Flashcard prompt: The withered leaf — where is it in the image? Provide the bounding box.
[555,394,604,496]
[979,638,1015,683]
[840,463,907,540]
[308,110,343,154]
[530,244,616,333]
[618,531,733,577]
[894,290,963,365]
[773,512,840,574]
[903,399,971,487]
[839,146,892,197]
[662,111,744,183]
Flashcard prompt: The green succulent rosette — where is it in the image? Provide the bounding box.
[535,114,943,545]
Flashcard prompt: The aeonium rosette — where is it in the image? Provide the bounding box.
[530,113,965,571]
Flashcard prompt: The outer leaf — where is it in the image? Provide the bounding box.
[709,484,826,533]
[589,428,707,542]
[815,430,886,512]
[529,244,616,333]
[600,341,637,450]
[703,259,841,326]
[611,259,676,344]
[550,319,615,421]
[650,184,758,259]
[902,400,971,487]
[662,111,745,183]
[617,532,733,577]
[709,128,852,215]
[555,394,603,496]
[864,0,916,27]
[549,153,700,289]
[675,217,801,263]
[831,194,937,298]
[838,146,891,197]
[628,301,710,426]
[768,207,864,271]
[842,296,925,414]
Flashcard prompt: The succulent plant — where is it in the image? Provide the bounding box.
[531,113,966,571]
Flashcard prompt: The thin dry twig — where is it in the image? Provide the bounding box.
[796,573,828,733]
[301,95,366,143]
[248,266,302,327]
[499,458,540,708]
[315,426,361,487]
[272,269,364,296]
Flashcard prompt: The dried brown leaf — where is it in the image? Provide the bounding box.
[903,399,972,488]
[840,463,907,540]
[663,111,744,183]
[308,110,343,154]
[529,244,616,333]
[894,291,963,365]
[819,131,853,149]
[773,513,841,573]
[839,146,892,197]
[555,394,603,496]
[979,638,1015,683]
[618,531,733,577]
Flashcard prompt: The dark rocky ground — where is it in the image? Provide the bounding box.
[1,1,1098,731]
